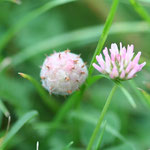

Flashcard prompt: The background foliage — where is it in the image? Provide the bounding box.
[0,0,150,150]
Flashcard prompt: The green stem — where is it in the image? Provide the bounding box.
[88,0,119,76]
[86,85,117,150]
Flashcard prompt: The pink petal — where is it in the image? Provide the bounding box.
[103,48,111,73]
[120,69,125,79]
[127,44,134,54]
[120,42,123,50]
[93,63,103,73]
[126,68,137,79]
[132,51,141,64]
[120,47,126,60]
[96,54,105,70]
[135,62,146,72]
[111,67,119,78]
[110,43,119,55]
[112,61,117,69]
[138,62,146,71]
[125,62,133,73]
[119,60,124,72]
[127,62,146,79]
[124,45,134,66]
[103,48,111,62]
[116,54,121,62]
[111,53,115,61]
[109,73,114,79]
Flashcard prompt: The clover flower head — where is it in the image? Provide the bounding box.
[93,43,146,80]
[40,50,88,95]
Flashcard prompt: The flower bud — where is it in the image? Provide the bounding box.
[40,50,88,95]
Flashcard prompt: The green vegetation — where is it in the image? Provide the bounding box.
[0,0,150,150]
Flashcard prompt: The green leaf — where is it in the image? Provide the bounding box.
[130,0,150,24]
[0,99,10,117]
[0,0,76,52]
[88,0,119,76]
[118,83,136,108]
[0,110,38,150]
[18,72,60,113]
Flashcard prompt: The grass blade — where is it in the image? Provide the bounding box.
[1,21,150,71]
[88,0,119,76]
[128,80,150,108]
[0,99,10,117]
[119,84,136,108]
[0,110,38,150]
[18,72,60,113]
[95,120,107,150]
[130,0,150,24]
[63,141,74,150]
[138,88,150,107]
[0,0,76,52]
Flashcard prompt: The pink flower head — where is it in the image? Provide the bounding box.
[93,43,146,80]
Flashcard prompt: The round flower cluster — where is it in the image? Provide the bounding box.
[40,50,88,95]
[93,43,146,80]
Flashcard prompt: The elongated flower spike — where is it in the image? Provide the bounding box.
[93,43,146,80]
[40,50,88,95]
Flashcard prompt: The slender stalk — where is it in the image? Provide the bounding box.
[88,0,119,76]
[86,85,117,150]
[95,120,107,150]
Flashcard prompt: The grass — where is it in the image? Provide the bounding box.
[0,0,150,149]
[0,0,76,52]
[18,72,60,113]
[0,111,38,150]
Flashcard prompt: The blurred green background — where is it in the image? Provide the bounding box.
[0,0,150,150]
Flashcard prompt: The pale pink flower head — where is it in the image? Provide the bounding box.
[93,43,146,80]
[40,50,88,95]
